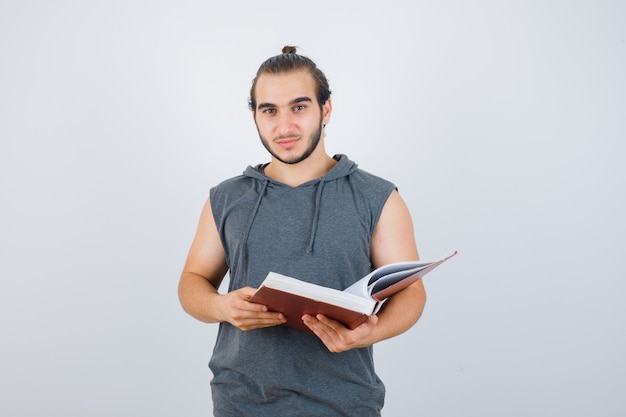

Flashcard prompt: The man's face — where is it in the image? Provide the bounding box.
[253,70,331,165]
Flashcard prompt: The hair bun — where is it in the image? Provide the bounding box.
[282,45,298,54]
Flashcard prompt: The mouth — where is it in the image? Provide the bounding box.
[275,136,300,149]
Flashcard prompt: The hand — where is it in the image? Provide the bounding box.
[219,287,286,331]
[302,313,379,353]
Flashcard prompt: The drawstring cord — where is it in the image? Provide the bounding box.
[307,178,326,254]
[238,176,325,285]
[240,179,269,287]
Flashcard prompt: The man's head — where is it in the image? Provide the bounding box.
[249,46,331,112]
[250,47,333,166]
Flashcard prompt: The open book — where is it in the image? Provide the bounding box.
[250,251,458,332]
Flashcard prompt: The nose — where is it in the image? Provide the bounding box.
[275,111,296,136]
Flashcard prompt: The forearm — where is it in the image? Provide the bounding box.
[372,281,427,343]
[178,271,226,324]
[179,271,288,330]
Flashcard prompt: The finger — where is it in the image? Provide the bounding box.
[302,315,345,351]
[234,313,286,331]
[236,309,285,323]
[314,314,344,330]
[238,286,259,299]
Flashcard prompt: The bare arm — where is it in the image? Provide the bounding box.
[178,198,286,329]
[368,189,426,341]
[303,190,426,350]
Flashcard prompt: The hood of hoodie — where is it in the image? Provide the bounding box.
[242,153,359,185]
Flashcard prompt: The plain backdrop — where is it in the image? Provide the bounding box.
[1,1,624,416]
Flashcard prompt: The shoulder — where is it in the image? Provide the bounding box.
[209,169,268,220]
[334,154,396,192]
[212,174,246,190]
[210,164,267,195]
[346,166,397,207]
[210,173,256,200]
[350,167,395,188]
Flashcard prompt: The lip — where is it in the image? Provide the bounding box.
[275,137,300,149]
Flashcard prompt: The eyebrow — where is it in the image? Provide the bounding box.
[257,96,313,111]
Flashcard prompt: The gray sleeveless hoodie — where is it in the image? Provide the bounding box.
[209,154,396,417]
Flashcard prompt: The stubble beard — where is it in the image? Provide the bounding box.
[258,122,324,165]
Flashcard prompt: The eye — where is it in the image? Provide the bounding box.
[262,108,276,115]
[293,104,306,111]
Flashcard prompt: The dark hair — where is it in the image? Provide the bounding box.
[249,46,332,111]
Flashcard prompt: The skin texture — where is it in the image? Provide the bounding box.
[178,69,426,352]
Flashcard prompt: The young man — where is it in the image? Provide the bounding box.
[178,46,426,417]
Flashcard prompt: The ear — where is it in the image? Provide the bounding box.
[321,98,332,126]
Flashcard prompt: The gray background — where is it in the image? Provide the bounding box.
[1,1,624,416]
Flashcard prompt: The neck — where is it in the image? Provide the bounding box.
[264,147,336,187]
